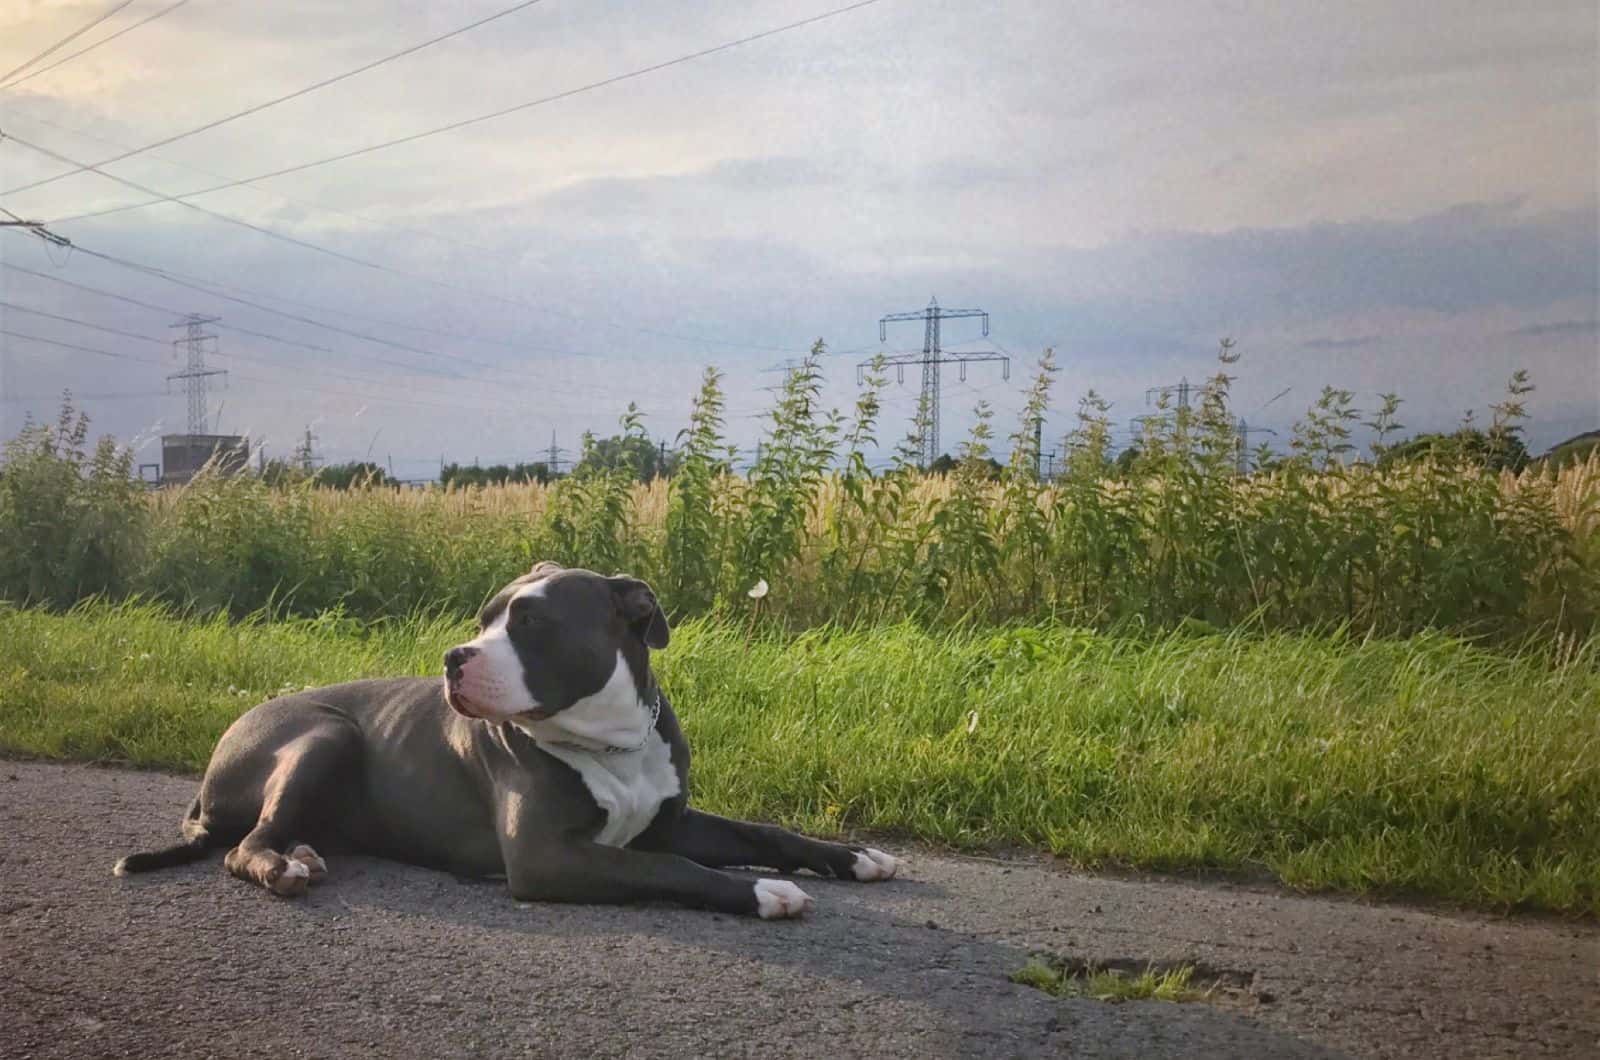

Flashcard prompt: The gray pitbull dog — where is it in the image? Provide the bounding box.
[115,563,897,918]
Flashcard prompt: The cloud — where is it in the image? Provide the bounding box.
[2,0,1595,465]
[1016,200,1597,334]
[1507,319,1599,338]
[1303,336,1381,350]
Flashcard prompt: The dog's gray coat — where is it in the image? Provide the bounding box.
[115,564,895,916]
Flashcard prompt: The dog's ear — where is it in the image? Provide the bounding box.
[608,576,669,650]
[528,560,564,580]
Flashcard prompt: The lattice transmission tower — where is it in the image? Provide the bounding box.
[167,314,226,433]
[545,430,569,475]
[859,297,1007,468]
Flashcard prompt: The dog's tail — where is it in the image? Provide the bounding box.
[113,796,215,876]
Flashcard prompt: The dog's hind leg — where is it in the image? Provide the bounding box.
[222,724,356,897]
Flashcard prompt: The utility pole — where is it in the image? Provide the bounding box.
[760,357,806,394]
[0,213,71,250]
[1145,377,1193,413]
[544,430,568,476]
[1234,418,1278,473]
[860,296,1007,469]
[167,314,225,434]
[294,426,320,474]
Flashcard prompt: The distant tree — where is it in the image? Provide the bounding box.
[1379,429,1529,473]
[572,432,678,482]
[313,461,395,489]
[1381,370,1536,473]
[928,452,1001,479]
[1542,430,1600,470]
[259,458,304,487]
[440,462,554,488]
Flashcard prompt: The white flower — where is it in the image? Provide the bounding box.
[747,579,770,600]
[966,711,980,734]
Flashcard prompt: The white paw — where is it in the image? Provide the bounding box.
[287,844,328,880]
[754,879,814,919]
[851,848,899,881]
[269,857,311,896]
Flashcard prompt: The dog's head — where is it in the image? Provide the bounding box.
[442,562,669,722]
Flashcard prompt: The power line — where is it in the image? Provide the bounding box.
[0,299,462,391]
[0,325,592,417]
[0,389,164,403]
[2,0,553,193]
[0,225,659,426]
[4,257,573,367]
[11,231,538,377]
[5,131,803,356]
[61,246,649,400]
[1,1,191,89]
[1,261,456,378]
[18,109,521,261]
[0,0,137,87]
[4,260,178,315]
[5,128,451,273]
[10,109,836,357]
[0,264,635,404]
[0,297,170,346]
[18,0,888,208]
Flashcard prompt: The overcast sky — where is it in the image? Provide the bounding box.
[1,0,1595,476]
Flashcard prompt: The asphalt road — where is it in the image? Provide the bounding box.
[1,761,1594,1059]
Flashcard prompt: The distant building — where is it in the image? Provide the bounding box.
[160,433,250,485]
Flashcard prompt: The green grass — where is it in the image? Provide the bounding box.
[1010,960,1201,1003]
[2,600,1597,913]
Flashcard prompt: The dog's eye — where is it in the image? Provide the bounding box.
[512,609,540,630]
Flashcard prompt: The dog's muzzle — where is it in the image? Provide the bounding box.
[443,646,481,717]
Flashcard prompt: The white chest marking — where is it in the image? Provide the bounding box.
[539,730,681,847]
[512,650,680,847]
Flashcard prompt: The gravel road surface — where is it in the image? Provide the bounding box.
[1,761,1594,1058]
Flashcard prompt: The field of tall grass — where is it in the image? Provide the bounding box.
[1,353,1594,636]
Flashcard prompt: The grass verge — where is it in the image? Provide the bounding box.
[2,600,1596,913]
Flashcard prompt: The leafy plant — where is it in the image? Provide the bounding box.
[664,368,728,614]
[0,395,145,607]
[548,405,650,576]
[733,340,840,609]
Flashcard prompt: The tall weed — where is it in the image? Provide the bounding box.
[2,366,1594,637]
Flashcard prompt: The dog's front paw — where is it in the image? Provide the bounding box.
[286,844,328,883]
[267,857,311,897]
[754,879,814,919]
[851,847,899,882]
